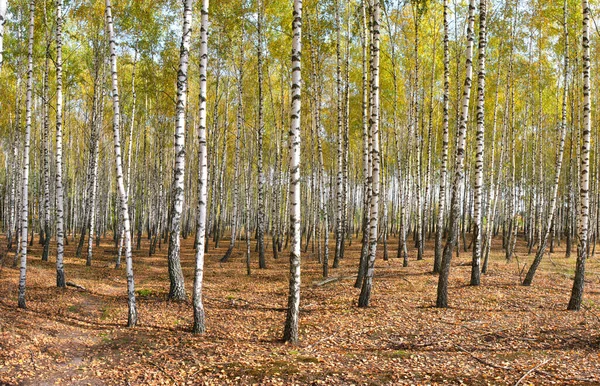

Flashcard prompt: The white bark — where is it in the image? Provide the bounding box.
[357,0,370,284]
[17,0,34,309]
[41,5,51,262]
[167,0,193,301]
[568,0,591,310]
[87,52,103,266]
[193,0,208,334]
[127,50,137,205]
[358,0,380,308]
[523,0,569,286]
[256,0,266,269]
[283,0,302,343]
[333,0,343,268]
[436,0,476,308]
[471,0,487,286]
[106,0,137,326]
[222,34,244,263]
[434,0,450,273]
[118,49,137,261]
[55,0,66,288]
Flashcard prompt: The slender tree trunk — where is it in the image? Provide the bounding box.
[166,0,194,301]
[412,5,423,262]
[87,49,104,266]
[568,0,591,310]
[434,0,450,274]
[482,91,504,274]
[256,0,266,269]
[283,0,302,343]
[55,0,66,288]
[122,48,137,255]
[436,0,476,308]
[106,0,137,326]
[333,0,344,269]
[41,6,51,262]
[356,0,370,286]
[17,0,34,309]
[222,33,244,263]
[470,0,487,286]
[193,0,208,334]
[358,0,380,308]
[523,0,569,286]
[243,127,253,276]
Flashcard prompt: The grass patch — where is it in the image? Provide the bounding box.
[100,305,113,320]
[67,304,81,313]
[136,288,153,297]
[383,349,411,359]
[296,355,320,363]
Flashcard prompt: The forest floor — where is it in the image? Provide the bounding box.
[1,233,600,385]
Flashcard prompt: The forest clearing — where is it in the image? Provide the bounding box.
[2,0,600,383]
[2,236,600,385]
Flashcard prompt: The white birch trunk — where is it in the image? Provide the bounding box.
[222,40,244,263]
[106,0,137,326]
[523,0,569,286]
[357,0,370,284]
[436,0,476,308]
[568,0,591,310]
[256,0,266,269]
[434,0,450,273]
[17,0,34,309]
[283,0,302,343]
[55,0,66,288]
[333,0,344,268]
[118,49,137,260]
[167,0,193,301]
[358,0,380,308]
[87,53,103,266]
[193,0,208,334]
[470,0,487,286]
[41,7,51,262]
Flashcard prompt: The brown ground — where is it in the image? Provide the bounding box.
[1,233,599,385]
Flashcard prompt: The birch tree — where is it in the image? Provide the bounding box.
[283,0,302,343]
[221,33,244,263]
[193,0,207,334]
[106,0,137,326]
[166,0,194,301]
[470,0,487,286]
[434,0,450,274]
[523,0,569,286]
[436,0,476,308]
[568,0,591,311]
[87,41,104,267]
[55,0,66,288]
[256,0,266,269]
[333,0,344,268]
[17,0,35,309]
[41,0,51,262]
[356,0,370,285]
[358,0,380,308]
